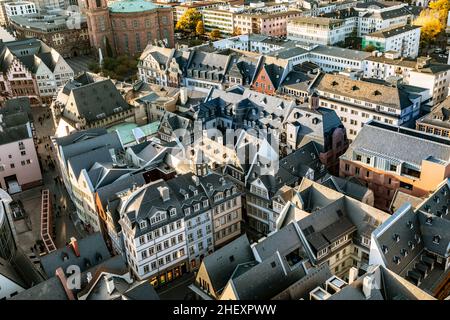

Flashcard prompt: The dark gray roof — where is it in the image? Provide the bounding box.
[201,234,255,294]
[254,223,305,261]
[321,175,370,202]
[366,25,420,39]
[58,131,122,168]
[40,233,111,278]
[61,79,131,124]
[342,121,450,167]
[0,257,27,289]
[0,122,30,145]
[230,252,306,299]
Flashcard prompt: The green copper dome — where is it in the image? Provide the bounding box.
[108,0,166,13]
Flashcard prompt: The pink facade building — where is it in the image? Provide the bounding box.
[234,10,302,37]
[0,99,42,193]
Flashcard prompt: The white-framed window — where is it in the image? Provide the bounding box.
[170,208,177,217]
[203,200,209,208]
[317,247,328,259]
[194,203,201,212]
[139,220,147,229]
[184,207,191,215]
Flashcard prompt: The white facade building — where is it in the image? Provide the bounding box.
[363,53,450,107]
[314,73,422,140]
[287,16,354,45]
[362,25,421,58]
[4,1,36,18]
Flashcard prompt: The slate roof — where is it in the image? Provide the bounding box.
[341,121,450,167]
[201,235,255,294]
[230,251,306,299]
[40,233,111,278]
[366,25,420,39]
[321,175,370,202]
[310,46,372,61]
[57,130,122,168]
[61,79,131,124]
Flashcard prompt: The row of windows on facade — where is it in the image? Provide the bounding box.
[0,158,32,172]
[137,220,183,245]
[141,248,186,274]
[139,233,185,261]
[214,221,240,241]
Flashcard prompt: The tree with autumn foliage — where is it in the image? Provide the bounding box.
[196,20,205,35]
[210,29,221,40]
[414,9,444,47]
[176,9,202,34]
[429,0,450,23]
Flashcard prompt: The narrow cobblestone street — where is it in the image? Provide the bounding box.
[12,107,86,259]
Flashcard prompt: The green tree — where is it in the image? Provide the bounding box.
[210,29,221,40]
[196,20,205,35]
[176,9,202,33]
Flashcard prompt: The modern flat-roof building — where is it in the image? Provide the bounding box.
[362,25,421,58]
[363,53,450,108]
[340,120,450,212]
[9,10,91,58]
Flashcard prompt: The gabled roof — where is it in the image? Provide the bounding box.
[201,235,254,295]
[341,121,450,167]
[40,233,111,278]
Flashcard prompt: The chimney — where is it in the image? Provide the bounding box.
[158,186,170,202]
[70,237,80,257]
[105,274,115,295]
[180,87,188,105]
[55,267,76,300]
[348,267,358,284]
[309,93,319,110]
[362,274,374,299]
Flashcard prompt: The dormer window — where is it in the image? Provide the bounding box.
[193,190,198,196]
[400,248,408,257]
[408,241,415,250]
[393,234,400,242]
[415,234,421,244]
[184,207,191,216]
[170,208,177,217]
[194,203,201,212]
[203,200,209,208]
[140,220,147,229]
[433,235,441,244]
[184,194,189,200]
[393,256,401,265]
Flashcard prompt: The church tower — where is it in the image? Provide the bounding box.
[85,0,115,57]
